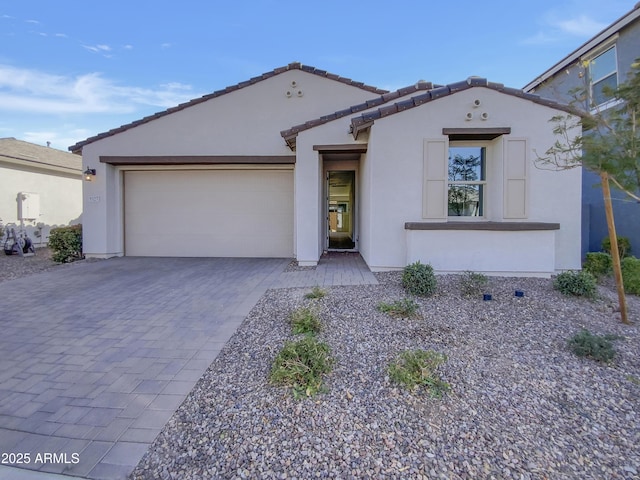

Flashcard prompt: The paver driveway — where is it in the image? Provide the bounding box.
[0,257,289,479]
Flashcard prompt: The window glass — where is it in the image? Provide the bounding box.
[448,146,486,217]
[589,46,617,106]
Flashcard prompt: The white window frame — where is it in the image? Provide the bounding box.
[584,44,619,112]
[447,142,489,219]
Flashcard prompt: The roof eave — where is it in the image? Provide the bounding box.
[523,6,640,92]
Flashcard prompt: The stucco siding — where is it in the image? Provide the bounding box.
[81,70,377,258]
[362,88,581,272]
[0,165,81,245]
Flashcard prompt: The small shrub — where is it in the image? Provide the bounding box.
[621,256,640,295]
[289,307,322,335]
[304,286,327,300]
[48,224,83,263]
[269,336,333,399]
[388,349,450,397]
[459,270,488,297]
[377,298,420,318]
[583,252,612,279]
[568,329,617,362]
[553,270,597,298]
[402,261,437,297]
[602,236,631,259]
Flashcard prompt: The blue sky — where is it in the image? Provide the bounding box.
[0,0,635,151]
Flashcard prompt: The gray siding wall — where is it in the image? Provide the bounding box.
[530,20,640,258]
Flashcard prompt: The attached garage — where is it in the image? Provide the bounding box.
[123,167,294,257]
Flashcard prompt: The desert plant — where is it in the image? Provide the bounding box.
[377,298,420,318]
[602,236,632,259]
[388,349,450,397]
[459,270,488,297]
[583,252,612,279]
[289,307,322,335]
[568,329,617,362]
[304,286,327,300]
[553,270,597,298]
[48,224,83,263]
[402,261,437,297]
[269,336,333,399]
[621,256,640,295]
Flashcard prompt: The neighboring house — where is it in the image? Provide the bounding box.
[70,62,581,276]
[0,137,82,245]
[524,3,640,257]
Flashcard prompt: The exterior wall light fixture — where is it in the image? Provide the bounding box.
[84,167,96,181]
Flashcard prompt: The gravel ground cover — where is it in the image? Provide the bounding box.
[132,273,640,480]
[0,247,58,282]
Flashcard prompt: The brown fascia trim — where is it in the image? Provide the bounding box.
[100,155,295,165]
[443,127,511,140]
[404,222,560,231]
[349,77,583,139]
[280,81,438,149]
[70,62,388,154]
[312,144,367,154]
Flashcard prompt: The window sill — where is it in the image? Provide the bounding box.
[405,221,560,231]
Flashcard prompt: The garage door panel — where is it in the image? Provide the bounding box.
[124,169,293,257]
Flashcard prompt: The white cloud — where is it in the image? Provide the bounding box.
[161,43,172,49]
[123,44,133,50]
[83,44,112,54]
[54,33,68,38]
[23,128,92,151]
[0,64,200,115]
[554,15,607,36]
[25,19,40,24]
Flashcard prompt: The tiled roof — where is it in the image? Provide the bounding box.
[0,137,81,173]
[280,81,440,148]
[349,77,581,138]
[68,62,388,153]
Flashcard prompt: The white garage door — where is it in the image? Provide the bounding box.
[124,168,294,257]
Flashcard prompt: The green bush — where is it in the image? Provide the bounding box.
[602,236,631,259]
[459,270,488,297]
[377,298,420,318]
[289,307,322,335]
[402,261,437,297]
[583,252,612,279]
[48,224,83,263]
[269,336,333,399]
[568,329,617,362]
[388,349,449,397]
[553,270,597,298]
[304,286,327,300]
[621,256,640,295]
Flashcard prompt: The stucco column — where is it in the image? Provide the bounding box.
[294,137,322,266]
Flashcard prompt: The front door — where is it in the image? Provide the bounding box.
[327,170,356,250]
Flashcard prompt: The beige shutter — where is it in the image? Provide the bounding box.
[504,138,528,218]
[423,139,448,219]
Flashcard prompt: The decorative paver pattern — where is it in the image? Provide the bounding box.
[0,253,376,480]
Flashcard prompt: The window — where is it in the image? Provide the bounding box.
[448,145,486,217]
[588,46,618,107]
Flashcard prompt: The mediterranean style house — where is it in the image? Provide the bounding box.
[524,3,640,256]
[70,63,581,276]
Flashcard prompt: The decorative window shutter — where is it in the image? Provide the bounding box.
[422,139,448,219]
[504,138,528,219]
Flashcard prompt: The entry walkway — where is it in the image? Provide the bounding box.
[276,251,378,288]
[0,253,376,480]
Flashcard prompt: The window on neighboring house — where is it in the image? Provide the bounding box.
[448,145,486,217]
[588,46,618,107]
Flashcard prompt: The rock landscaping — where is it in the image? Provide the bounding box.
[131,273,640,480]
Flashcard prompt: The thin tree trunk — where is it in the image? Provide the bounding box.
[601,171,629,324]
